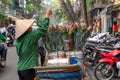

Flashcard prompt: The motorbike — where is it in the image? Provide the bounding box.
[94,48,120,80]
[82,37,120,67]
[0,43,7,68]
[115,32,120,38]
[87,33,110,43]
[7,24,15,39]
[6,33,14,47]
[82,33,108,57]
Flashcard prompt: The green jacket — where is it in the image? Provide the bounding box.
[0,32,6,42]
[16,18,49,70]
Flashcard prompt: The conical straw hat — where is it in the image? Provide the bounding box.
[15,19,35,39]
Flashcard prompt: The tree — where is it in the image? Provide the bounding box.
[15,0,43,19]
[0,0,13,13]
[1,0,13,4]
[53,0,61,8]
[82,0,88,26]
[66,0,75,21]
[0,0,13,21]
[57,0,81,23]
[53,0,68,23]
[56,0,91,25]
[23,0,42,19]
[86,0,96,11]
[58,0,75,23]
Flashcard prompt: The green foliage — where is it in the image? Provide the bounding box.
[0,14,7,22]
[2,0,13,4]
[44,24,92,52]
[86,0,95,11]
[53,7,68,23]
[38,16,44,22]
[10,0,42,18]
[53,0,61,8]
[38,4,43,10]
[0,0,13,11]
[62,14,68,23]
[0,0,13,21]
[26,4,35,12]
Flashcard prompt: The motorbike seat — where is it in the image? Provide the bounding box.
[84,43,97,50]
[96,46,114,52]
[85,42,98,46]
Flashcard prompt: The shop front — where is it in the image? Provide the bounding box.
[117,12,120,32]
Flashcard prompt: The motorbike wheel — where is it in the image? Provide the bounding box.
[94,63,115,80]
[7,43,13,47]
[7,44,10,47]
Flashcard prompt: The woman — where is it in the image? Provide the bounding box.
[15,8,52,80]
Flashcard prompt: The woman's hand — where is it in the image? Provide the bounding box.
[45,8,52,18]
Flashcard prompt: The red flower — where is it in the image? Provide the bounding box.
[86,25,92,32]
[48,25,55,32]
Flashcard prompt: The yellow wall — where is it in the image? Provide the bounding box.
[113,0,120,5]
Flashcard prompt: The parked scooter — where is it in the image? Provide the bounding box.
[82,33,108,57]
[82,33,108,66]
[6,33,14,47]
[115,32,120,38]
[7,24,15,39]
[94,48,120,80]
[83,36,120,67]
[87,33,111,43]
[92,38,120,65]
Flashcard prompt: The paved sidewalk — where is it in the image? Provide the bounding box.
[86,66,120,80]
[80,66,94,80]
[84,67,96,80]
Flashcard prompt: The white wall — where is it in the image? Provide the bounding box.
[101,14,106,32]
[101,14,111,33]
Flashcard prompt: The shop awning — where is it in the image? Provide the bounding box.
[99,5,111,15]
[108,4,120,11]
[90,4,106,12]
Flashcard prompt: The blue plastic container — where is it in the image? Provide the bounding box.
[37,69,84,80]
[70,57,78,64]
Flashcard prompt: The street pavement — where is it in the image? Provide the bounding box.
[0,46,120,80]
[0,46,19,80]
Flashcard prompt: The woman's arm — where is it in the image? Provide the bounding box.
[0,32,6,42]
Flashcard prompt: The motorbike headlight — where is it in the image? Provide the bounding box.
[6,37,10,40]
